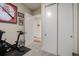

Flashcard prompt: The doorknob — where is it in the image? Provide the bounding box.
[70,35,73,38]
[45,34,47,36]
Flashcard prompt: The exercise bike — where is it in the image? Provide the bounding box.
[8,31,25,52]
[0,30,25,56]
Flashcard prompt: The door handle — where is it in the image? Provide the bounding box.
[70,35,73,38]
[45,34,47,36]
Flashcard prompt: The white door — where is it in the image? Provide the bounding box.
[25,13,33,46]
[43,4,57,55]
[58,3,73,56]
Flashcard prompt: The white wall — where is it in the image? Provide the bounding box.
[25,13,34,46]
[1,3,31,44]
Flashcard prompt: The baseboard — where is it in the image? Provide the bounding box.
[72,52,79,56]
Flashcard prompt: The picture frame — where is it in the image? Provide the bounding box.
[0,3,17,24]
[18,12,24,26]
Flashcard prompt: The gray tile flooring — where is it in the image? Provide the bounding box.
[23,42,54,56]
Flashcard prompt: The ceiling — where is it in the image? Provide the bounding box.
[23,3,41,11]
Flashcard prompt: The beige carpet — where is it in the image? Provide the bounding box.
[23,42,54,56]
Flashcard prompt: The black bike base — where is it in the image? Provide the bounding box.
[4,46,31,56]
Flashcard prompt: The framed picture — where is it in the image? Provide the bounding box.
[18,12,24,18]
[18,12,24,26]
[0,3,17,24]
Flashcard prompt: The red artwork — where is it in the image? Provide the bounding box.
[0,3,17,23]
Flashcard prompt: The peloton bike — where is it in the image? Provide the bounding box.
[0,30,26,56]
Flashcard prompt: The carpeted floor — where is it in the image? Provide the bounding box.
[23,42,55,56]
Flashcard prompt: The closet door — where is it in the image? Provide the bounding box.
[58,3,73,56]
[43,4,57,55]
